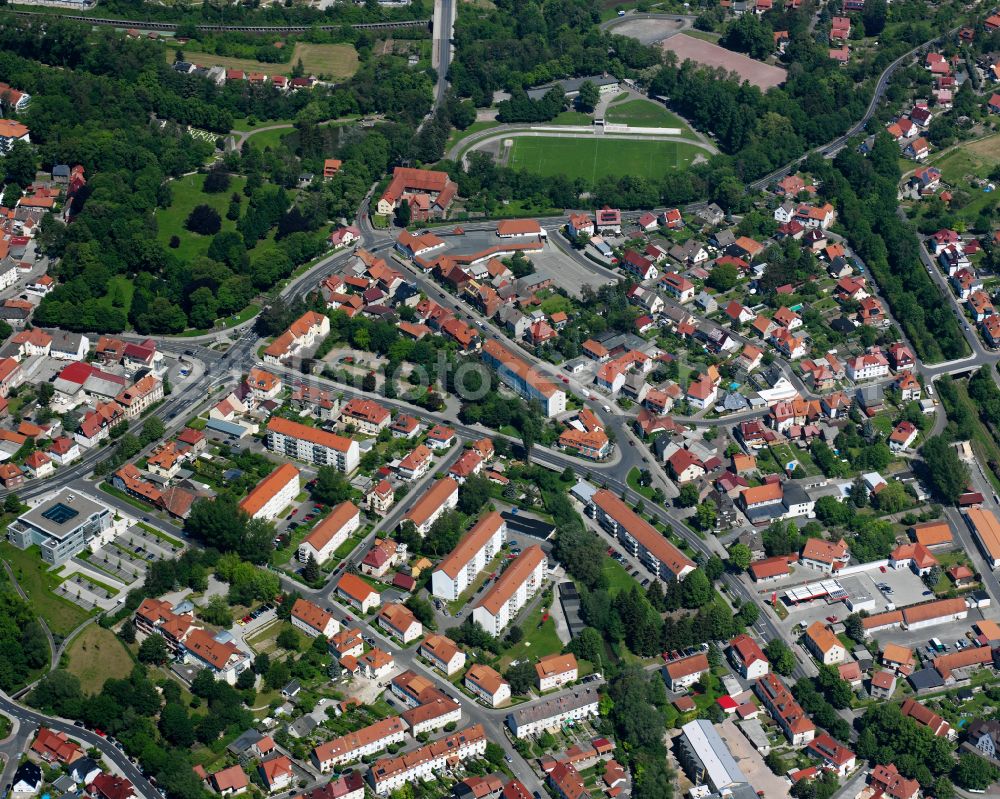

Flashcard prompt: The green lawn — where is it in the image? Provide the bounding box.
[0,543,91,636]
[498,602,563,671]
[247,127,291,151]
[446,120,501,152]
[601,558,644,596]
[509,136,703,182]
[605,99,693,136]
[626,467,656,499]
[156,172,248,261]
[550,110,594,126]
[94,275,134,318]
[66,624,134,695]
[539,294,574,315]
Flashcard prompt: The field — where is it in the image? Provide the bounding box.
[156,172,248,261]
[169,42,359,80]
[918,134,1000,225]
[509,136,703,182]
[0,543,91,636]
[66,625,134,695]
[606,98,693,136]
[662,33,786,90]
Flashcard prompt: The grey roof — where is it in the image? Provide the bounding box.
[507,685,599,729]
[42,329,86,354]
[680,719,747,790]
[228,729,264,755]
[288,715,318,737]
[526,74,619,100]
[52,165,70,178]
[908,667,945,691]
[722,392,750,411]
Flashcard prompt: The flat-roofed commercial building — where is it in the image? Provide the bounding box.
[472,545,547,636]
[8,489,113,564]
[431,511,506,600]
[589,489,695,581]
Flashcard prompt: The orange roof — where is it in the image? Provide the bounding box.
[592,490,694,577]
[301,501,359,554]
[482,340,561,399]
[336,572,379,604]
[967,507,1000,560]
[535,652,577,680]
[420,634,461,664]
[801,537,847,565]
[902,597,966,625]
[912,521,953,547]
[0,120,28,139]
[267,416,355,452]
[291,597,335,633]
[477,546,545,616]
[465,663,506,695]
[740,483,782,506]
[881,643,913,666]
[378,603,420,634]
[805,621,842,655]
[238,462,299,518]
[665,652,709,680]
[342,397,390,425]
[497,219,542,236]
[435,512,504,579]
[404,478,458,527]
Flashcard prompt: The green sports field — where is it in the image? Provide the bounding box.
[508,136,703,182]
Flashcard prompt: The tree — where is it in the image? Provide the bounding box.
[395,199,411,228]
[695,500,717,532]
[954,753,1000,791]
[458,473,492,515]
[3,493,21,514]
[728,543,752,571]
[277,627,300,651]
[874,480,908,513]
[200,595,232,627]
[311,466,352,505]
[677,483,700,508]
[575,81,599,113]
[159,703,196,748]
[862,0,887,35]
[765,639,795,675]
[235,667,256,691]
[302,554,320,584]
[504,660,537,695]
[567,627,605,671]
[921,436,970,504]
[138,633,169,665]
[2,140,36,188]
[736,601,759,627]
[140,415,165,447]
[844,613,865,643]
[185,204,222,235]
[707,261,739,292]
[119,619,136,644]
[203,168,231,194]
[506,625,524,644]
[681,569,712,608]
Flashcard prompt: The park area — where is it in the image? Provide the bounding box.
[155,172,248,261]
[66,625,134,694]
[508,135,705,182]
[661,33,786,90]
[168,42,359,80]
[915,133,1000,227]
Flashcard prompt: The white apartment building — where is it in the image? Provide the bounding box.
[431,511,506,600]
[297,501,360,564]
[310,717,406,772]
[418,634,466,676]
[506,687,600,739]
[291,598,339,639]
[465,664,511,708]
[238,463,300,521]
[367,726,486,795]
[403,477,459,535]
[535,653,578,692]
[266,416,360,473]
[471,545,546,636]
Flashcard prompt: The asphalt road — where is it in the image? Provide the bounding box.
[0,692,159,799]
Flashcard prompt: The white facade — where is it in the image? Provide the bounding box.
[367,727,486,795]
[297,503,361,564]
[267,419,360,473]
[431,515,506,600]
[471,548,547,636]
